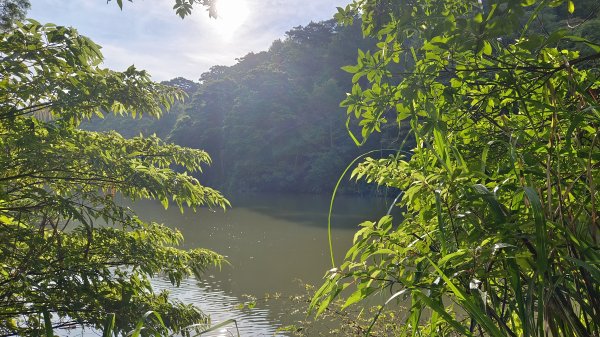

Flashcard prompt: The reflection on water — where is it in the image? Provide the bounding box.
[62,193,399,336]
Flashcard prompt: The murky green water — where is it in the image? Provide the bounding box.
[67,193,398,336]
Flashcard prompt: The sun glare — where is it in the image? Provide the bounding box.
[214,0,250,38]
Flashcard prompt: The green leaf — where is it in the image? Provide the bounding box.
[482,40,492,55]
[43,310,53,337]
[568,1,575,14]
[102,313,116,337]
[523,187,547,275]
[342,285,377,309]
[523,186,547,335]
[131,311,167,337]
[434,190,448,254]
[415,292,473,336]
[472,184,508,224]
[341,65,359,73]
[437,249,468,266]
[428,259,505,337]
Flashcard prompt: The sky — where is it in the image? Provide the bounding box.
[28,0,350,81]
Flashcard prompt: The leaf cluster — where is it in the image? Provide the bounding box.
[0,21,228,335]
[312,1,600,336]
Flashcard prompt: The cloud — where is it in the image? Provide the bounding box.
[28,0,350,81]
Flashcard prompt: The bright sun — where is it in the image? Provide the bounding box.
[214,0,250,38]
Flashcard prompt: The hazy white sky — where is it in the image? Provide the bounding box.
[29,0,349,81]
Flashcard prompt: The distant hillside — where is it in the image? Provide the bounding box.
[83,18,409,194]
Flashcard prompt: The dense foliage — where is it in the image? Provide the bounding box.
[311,0,600,336]
[85,20,412,194]
[0,20,227,335]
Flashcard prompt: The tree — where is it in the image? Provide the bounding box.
[162,77,200,96]
[0,20,227,335]
[0,0,29,30]
[312,0,600,336]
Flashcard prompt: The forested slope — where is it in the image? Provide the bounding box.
[84,19,409,194]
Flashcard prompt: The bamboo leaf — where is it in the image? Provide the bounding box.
[102,313,116,337]
[43,310,53,337]
[428,258,505,337]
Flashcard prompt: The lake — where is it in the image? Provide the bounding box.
[67,193,399,336]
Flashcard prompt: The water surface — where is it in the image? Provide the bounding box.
[67,193,398,336]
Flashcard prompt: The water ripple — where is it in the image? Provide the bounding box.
[153,277,286,336]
